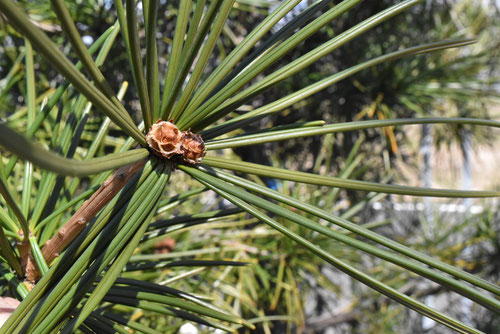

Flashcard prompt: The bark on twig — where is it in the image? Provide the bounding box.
[307,312,357,331]
[23,159,146,283]
[18,239,36,289]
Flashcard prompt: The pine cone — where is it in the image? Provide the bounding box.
[181,130,206,164]
[146,120,183,159]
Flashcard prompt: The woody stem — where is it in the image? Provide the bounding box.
[23,159,146,283]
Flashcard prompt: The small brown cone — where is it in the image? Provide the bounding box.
[146,120,183,158]
[181,130,206,164]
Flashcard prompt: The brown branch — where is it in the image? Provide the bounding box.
[18,239,36,289]
[23,159,146,283]
[305,281,445,331]
[307,312,357,331]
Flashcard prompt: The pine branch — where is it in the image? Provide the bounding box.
[23,159,146,282]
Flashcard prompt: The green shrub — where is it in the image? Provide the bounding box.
[0,0,498,332]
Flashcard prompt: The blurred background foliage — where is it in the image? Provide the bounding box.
[1,0,499,333]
